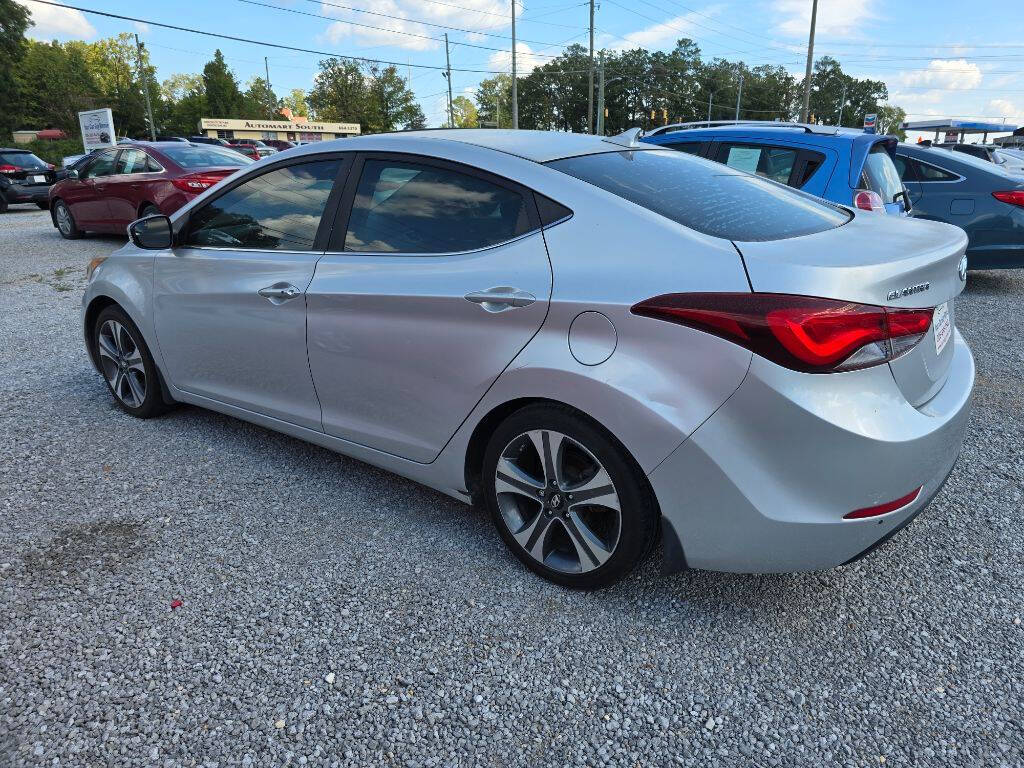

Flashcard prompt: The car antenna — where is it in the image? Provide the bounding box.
[602,127,644,148]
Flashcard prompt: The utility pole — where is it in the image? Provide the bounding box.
[836,81,847,126]
[596,55,605,136]
[264,57,273,117]
[735,74,743,121]
[800,0,819,123]
[444,33,454,128]
[134,34,156,141]
[707,91,713,125]
[511,0,518,129]
[587,0,595,133]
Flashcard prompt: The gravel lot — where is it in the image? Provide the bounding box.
[1,205,1022,768]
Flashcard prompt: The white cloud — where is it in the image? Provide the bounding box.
[773,0,875,38]
[16,0,96,39]
[323,17,437,52]
[610,14,697,51]
[986,99,1024,120]
[133,21,150,35]
[487,42,547,75]
[896,59,982,91]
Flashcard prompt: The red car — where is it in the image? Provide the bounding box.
[48,142,252,239]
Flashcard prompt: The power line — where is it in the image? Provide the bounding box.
[20,0,510,73]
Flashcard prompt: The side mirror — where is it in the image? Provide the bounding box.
[67,169,79,180]
[129,214,173,250]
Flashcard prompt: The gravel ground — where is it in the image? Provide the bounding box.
[1,206,1022,768]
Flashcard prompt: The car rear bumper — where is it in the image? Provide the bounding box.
[650,328,974,573]
[3,184,50,203]
[966,244,1024,270]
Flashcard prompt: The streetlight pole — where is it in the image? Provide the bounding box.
[800,0,819,123]
[587,0,595,133]
[511,0,518,129]
[444,33,454,128]
[134,34,156,141]
[707,90,713,125]
[837,81,847,126]
[735,75,743,121]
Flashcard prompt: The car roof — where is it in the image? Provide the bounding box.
[0,147,33,152]
[645,123,888,146]
[291,129,649,163]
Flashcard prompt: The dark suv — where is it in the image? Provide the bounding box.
[0,148,55,212]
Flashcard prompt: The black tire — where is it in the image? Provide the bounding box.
[139,203,160,218]
[53,199,82,239]
[36,201,49,210]
[482,404,658,589]
[0,194,7,214]
[93,305,169,419]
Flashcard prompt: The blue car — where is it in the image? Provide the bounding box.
[894,143,1024,270]
[640,121,909,216]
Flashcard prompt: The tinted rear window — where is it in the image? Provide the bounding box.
[0,151,48,169]
[861,144,903,202]
[547,149,849,242]
[161,145,253,169]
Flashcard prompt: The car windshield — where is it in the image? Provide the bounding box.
[547,149,850,242]
[0,151,48,170]
[861,144,904,203]
[161,145,253,169]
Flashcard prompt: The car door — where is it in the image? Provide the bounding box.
[902,156,963,223]
[67,149,117,227]
[106,148,162,227]
[306,153,553,463]
[893,153,924,210]
[153,155,350,430]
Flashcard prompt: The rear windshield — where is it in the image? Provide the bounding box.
[547,149,850,242]
[861,144,904,203]
[0,151,48,169]
[161,145,253,169]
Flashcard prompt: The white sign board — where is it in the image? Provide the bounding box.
[78,108,116,151]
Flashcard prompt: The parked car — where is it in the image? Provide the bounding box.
[935,142,999,162]
[188,136,232,147]
[640,121,910,216]
[261,139,296,152]
[0,148,55,212]
[48,141,252,238]
[227,139,277,159]
[894,143,1024,269]
[993,149,1024,174]
[82,130,973,588]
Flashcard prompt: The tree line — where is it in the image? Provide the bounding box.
[474,41,906,138]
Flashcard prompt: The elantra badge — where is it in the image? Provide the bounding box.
[886,282,930,301]
[958,256,968,283]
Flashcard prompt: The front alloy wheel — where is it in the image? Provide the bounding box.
[97,319,147,408]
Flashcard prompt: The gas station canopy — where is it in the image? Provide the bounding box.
[900,118,1019,143]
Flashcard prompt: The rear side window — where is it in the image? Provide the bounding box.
[916,161,959,182]
[185,159,341,251]
[665,141,704,156]
[547,149,850,242]
[716,143,799,185]
[861,144,903,202]
[344,159,532,253]
[115,149,150,175]
[797,156,823,187]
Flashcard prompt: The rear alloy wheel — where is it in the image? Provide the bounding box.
[483,405,657,588]
[93,306,168,418]
[53,200,81,239]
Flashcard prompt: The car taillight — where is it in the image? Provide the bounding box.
[992,190,1024,208]
[853,189,884,213]
[631,293,934,373]
[171,173,228,193]
[0,164,18,174]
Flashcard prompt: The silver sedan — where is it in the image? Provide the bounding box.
[82,130,974,588]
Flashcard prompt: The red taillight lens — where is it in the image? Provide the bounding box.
[631,293,934,373]
[0,164,18,173]
[844,487,922,519]
[992,190,1024,208]
[171,172,229,193]
[854,189,885,213]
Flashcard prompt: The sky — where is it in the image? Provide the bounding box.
[14,0,1024,137]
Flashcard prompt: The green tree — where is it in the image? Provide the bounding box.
[241,76,278,119]
[446,95,477,128]
[876,103,907,140]
[308,58,370,129]
[281,88,308,118]
[366,65,424,132]
[475,73,511,128]
[0,0,30,138]
[15,40,100,135]
[202,49,242,118]
[802,56,887,127]
[160,73,206,135]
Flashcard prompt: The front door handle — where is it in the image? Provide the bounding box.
[464,287,536,313]
[258,283,302,304]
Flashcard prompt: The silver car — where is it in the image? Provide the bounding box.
[82,130,974,588]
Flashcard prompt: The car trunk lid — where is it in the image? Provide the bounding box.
[734,213,968,406]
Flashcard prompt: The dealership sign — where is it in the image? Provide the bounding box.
[863,113,877,134]
[199,118,361,134]
[78,108,116,151]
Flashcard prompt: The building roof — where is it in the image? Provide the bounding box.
[900,118,1018,134]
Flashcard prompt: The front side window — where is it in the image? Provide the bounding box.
[83,151,117,179]
[344,159,531,253]
[184,159,341,251]
[860,144,904,202]
[548,149,850,242]
[115,149,150,175]
[717,143,798,185]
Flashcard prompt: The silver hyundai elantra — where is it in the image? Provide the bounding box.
[82,129,974,588]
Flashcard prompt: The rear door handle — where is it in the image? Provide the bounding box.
[464,287,536,313]
[258,283,302,304]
